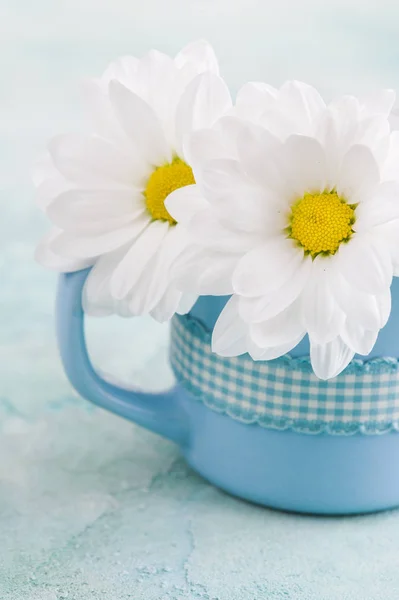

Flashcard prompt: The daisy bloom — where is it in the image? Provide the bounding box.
[34,40,232,321]
[168,81,399,379]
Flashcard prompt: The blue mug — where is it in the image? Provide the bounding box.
[57,269,399,515]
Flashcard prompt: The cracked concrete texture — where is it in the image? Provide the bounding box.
[3,378,399,600]
[4,1,399,598]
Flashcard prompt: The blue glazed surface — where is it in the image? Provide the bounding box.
[57,270,187,446]
[57,269,399,515]
[182,398,399,515]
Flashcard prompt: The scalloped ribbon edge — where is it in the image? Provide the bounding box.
[170,314,399,436]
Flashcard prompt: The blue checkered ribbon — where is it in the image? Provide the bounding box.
[169,314,399,435]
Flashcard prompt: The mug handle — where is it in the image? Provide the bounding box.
[56,268,188,446]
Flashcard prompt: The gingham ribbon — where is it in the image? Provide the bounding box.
[169,314,399,435]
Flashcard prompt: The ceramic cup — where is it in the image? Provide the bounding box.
[57,269,399,515]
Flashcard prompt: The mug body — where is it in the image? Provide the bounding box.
[179,395,399,515]
[57,270,399,515]
[169,278,399,514]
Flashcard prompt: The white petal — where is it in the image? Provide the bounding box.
[51,216,149,258]
[331,271,382,331]
[83,303,114,318]
[128,225,191,310]
[214,115,249,156]
[81,78,124,142]
[234,81,278,121]
[174,40,219,74]
[362,89,395,116]
[35,173,70,210]
[278,81,326,131]
[233,238,304,297]
[173,247,237,295]
[318,97,390,187]
[382,131,399,180]
[88,52,174,144]
[82,245,129,315]
[315,109,341,188]
[188,207,259,253]
[48,134,130,186]
[175,72,232,155]
[135,50,177,118]
[310,336,354,380]
[238,257,311,323]
[247,333,305,361]
[282,134,327,197]
[184,114,245,180]
[123,266,159,316]
[176,293,198,315]
[249,300,305,348]
[32,153,55,187]
[115,298,137,318]
[32,153,68,210]
[237,124,286,195]
[109,80,172,166]
[323,95,360,156]
[48,134,140,188]
[125,251,180,317]
[100,55,139,88]
[211,296,248,357]
[356,115,390,164]
[199,157,246,200]
[46,189,145,232]
[337,144,380,202]
[35,229,94,272]
[259,80,326,139]
[340,321,378,355]
[337,232,393,294]
[355,181,399,231]
[83,261,112,316]
[110,220,169,299]
[149,287,182,323]
[301,258,345,345]
[376,288,392,328]
[315,99,377,188]
[199,158,276,231]
[182,126,235,174]
[389,107,399,131]
[165,184,208,225]
[213,335,248,358]
[375,220,399,276]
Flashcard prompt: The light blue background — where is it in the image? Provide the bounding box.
[3,1,399,598]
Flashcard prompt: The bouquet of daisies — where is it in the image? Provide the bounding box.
[34,40,399,381]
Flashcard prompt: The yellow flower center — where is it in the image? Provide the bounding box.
[144,157,195,225]
[287,191,356,258]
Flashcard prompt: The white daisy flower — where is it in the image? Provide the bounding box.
[168,81,399,379]
[34,40,232,321]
